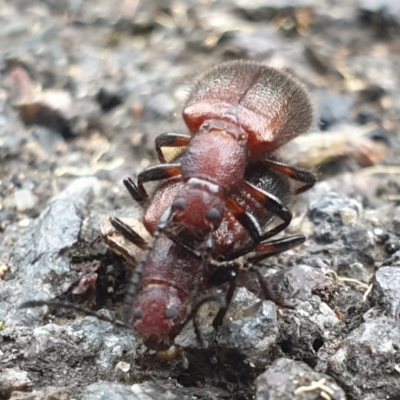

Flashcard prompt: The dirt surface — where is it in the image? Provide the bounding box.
[1,0,400,399]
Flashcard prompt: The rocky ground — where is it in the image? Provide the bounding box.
[1,0,400,399]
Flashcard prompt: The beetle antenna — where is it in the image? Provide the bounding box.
[19,300,132,330]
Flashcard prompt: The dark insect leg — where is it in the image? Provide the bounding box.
[226,197,263,243]
[162,218,216,261]
[90,235,104,248]
[211,276,237,331]
[264,159,316,194]
[242,181,292,241]
[123,177,148,207]
[123,165,181,207]
[137,163,181,186]
[224,183,292,260]
[211,235,304,267]
[124,164,182,205]
[107,214,158,324]
[246,235,305,308]
[200,259,241,332]
[210,239,303,326]
[228,234,304,261]
[206,236,304,329]
[109,217,148,250]
[247,235,305,263]
[163,229,203,259]
[179,295,226,348]
[155,132,190,163]
[252,269,296,309]
[19,300,132,330]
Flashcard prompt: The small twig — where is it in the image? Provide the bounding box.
[362,283,373,302]
[356,165,400,176]
[325,270,369,290]
[294,378,334,399]
[320,392,332,400]
[0,264,8,279]
[55,137,124,177]
[387,195,400,202]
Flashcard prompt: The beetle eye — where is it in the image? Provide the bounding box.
[206,208,221,222]
[165,307,179,319]
[172,198,186,210]
[133,308,143,319]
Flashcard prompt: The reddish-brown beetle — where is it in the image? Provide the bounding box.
[129,60,315,281]
[103,60,316,350]
[108,160,305,350]
[21,60,315,353]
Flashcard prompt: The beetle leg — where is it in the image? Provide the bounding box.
[138,163,181,191]
[211,275,237,331]
[109,217,148,250]
[155,132,190,163]
[206,238,304,330]
[226,197,263,244]
[242,180,293,241]
[122,177,148,207]
[264,159,316,194]
[123,164,182,207]
[209,236,303,324]
[247,235,305,308]
[251,269,297,309]
[163,230,202,259]
[224,183,292,259]
[247,235,305,263]
[181,295,226,348]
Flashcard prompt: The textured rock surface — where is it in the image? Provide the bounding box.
[1,0,400,399]
[256,358,346,400]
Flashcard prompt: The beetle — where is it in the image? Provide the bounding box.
[107,160,306,350]
[127,60,315,281]
[21,60,316,355]
[21,157,306,353]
